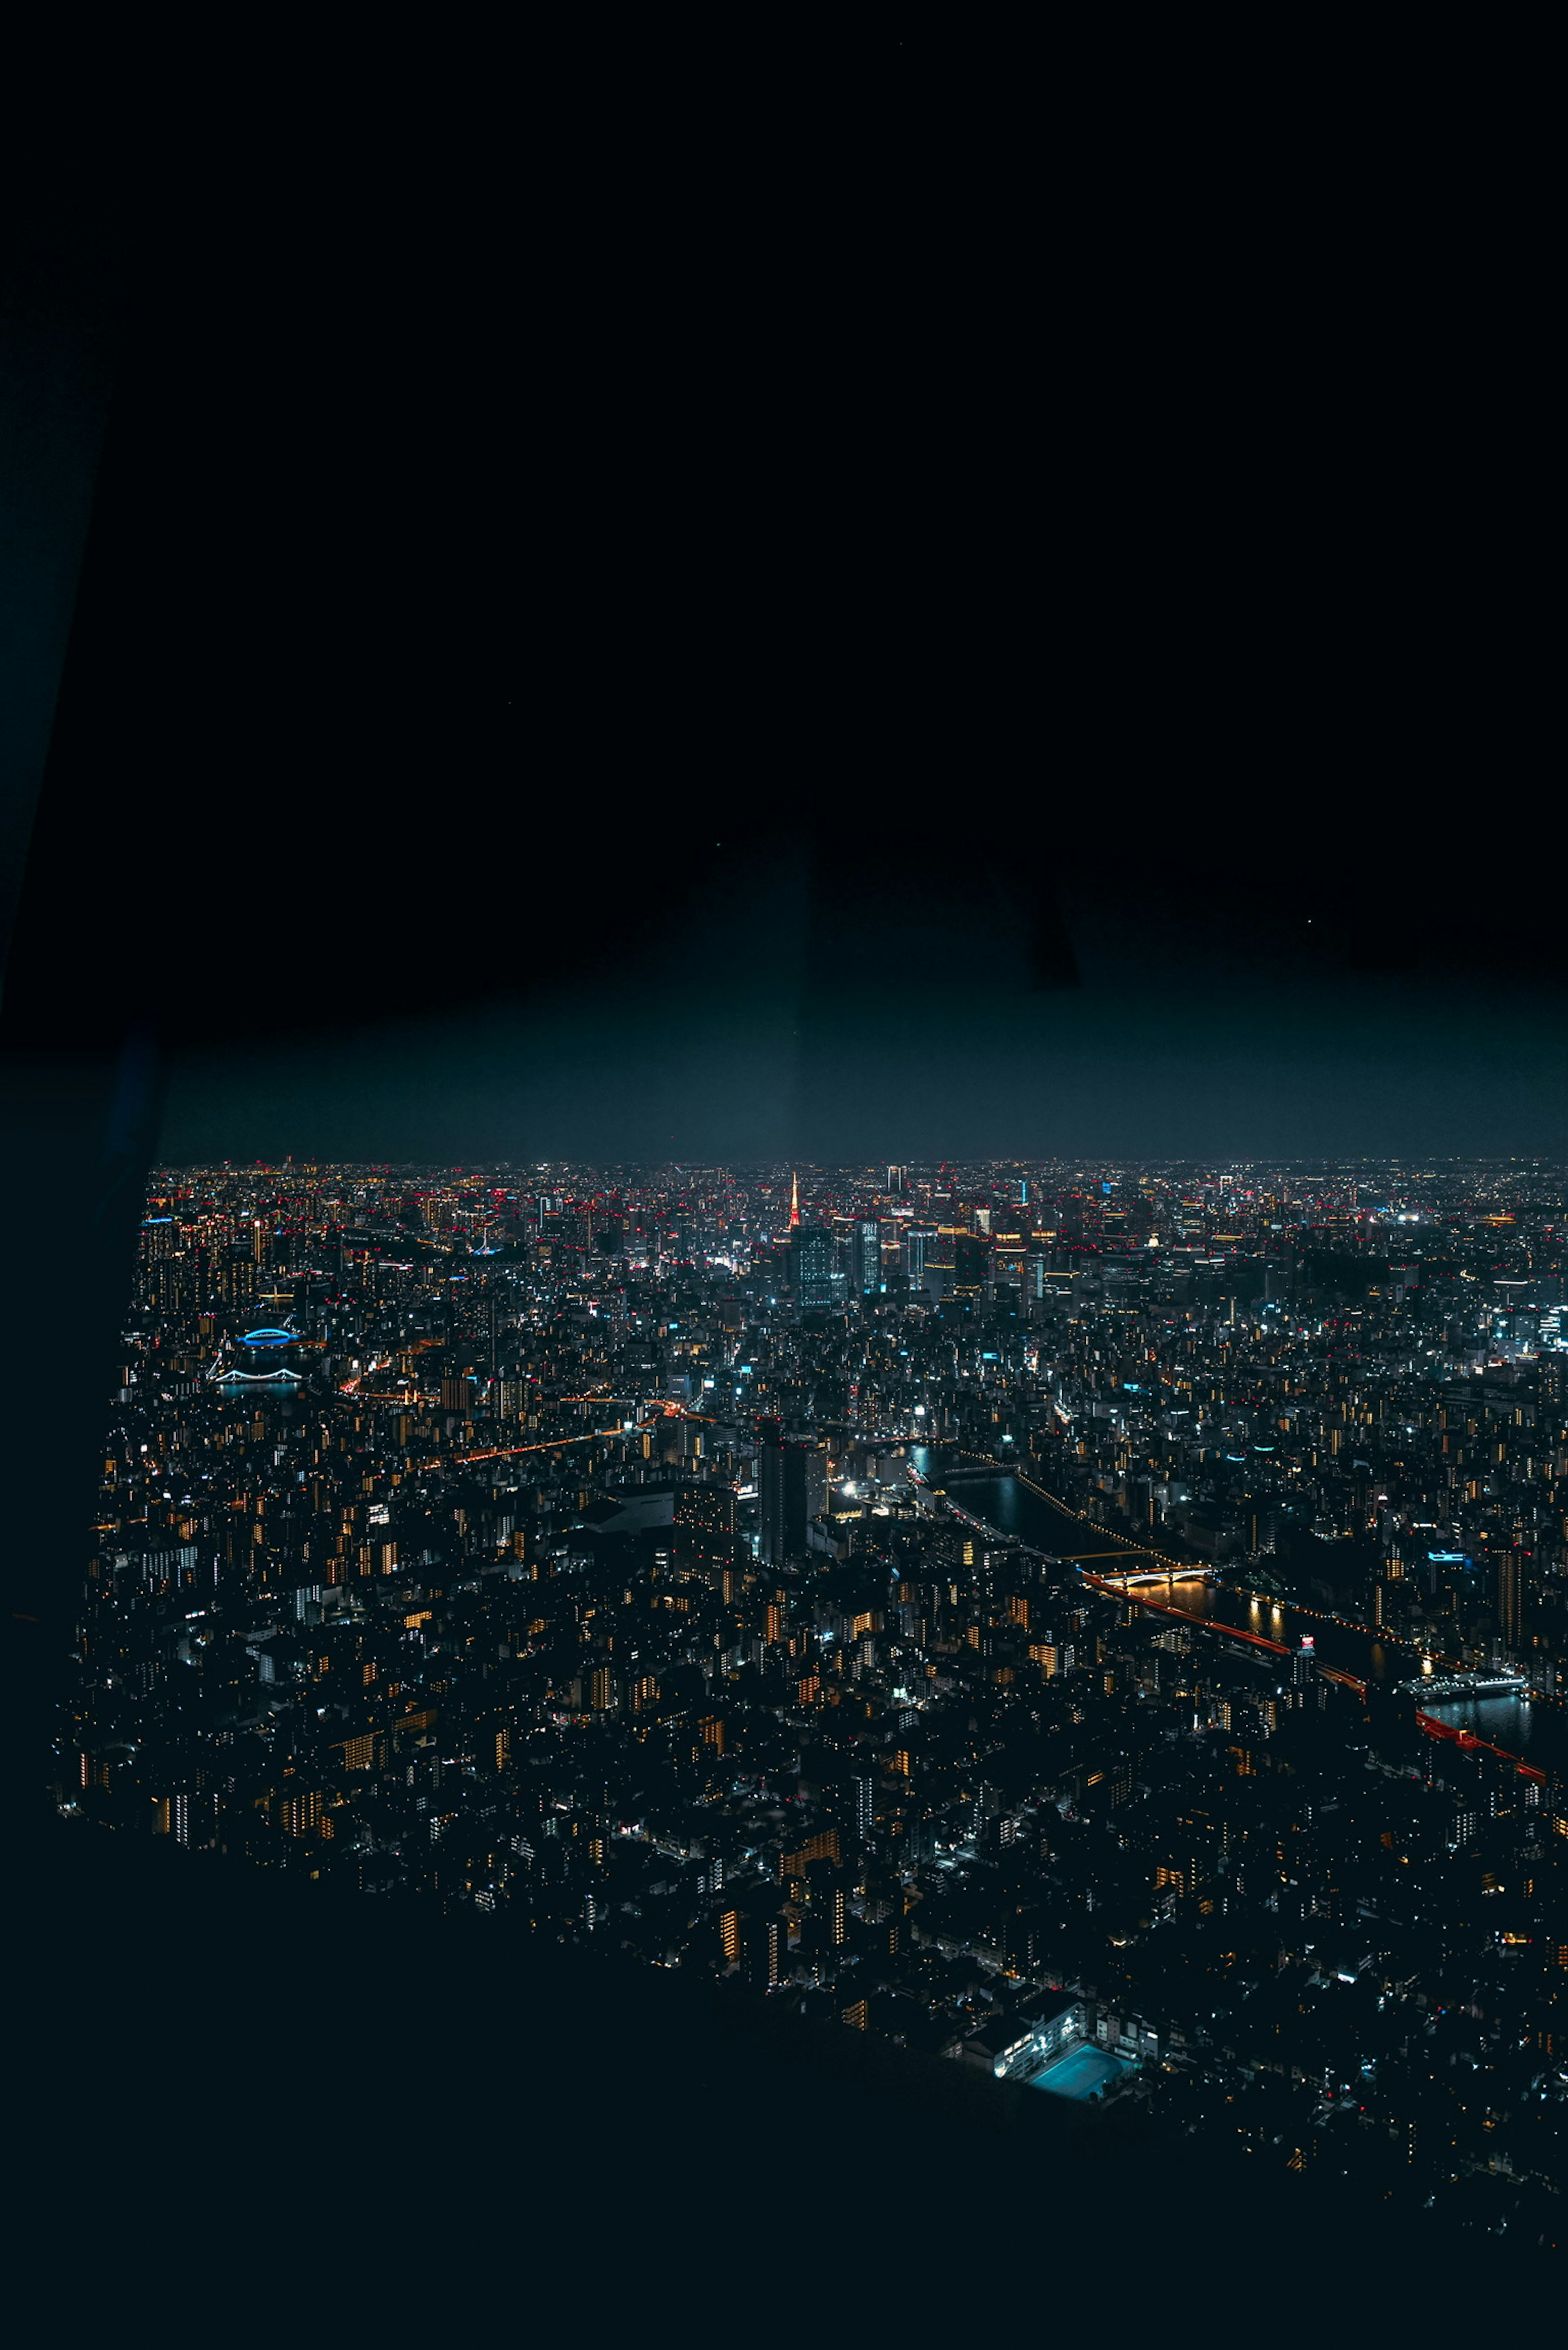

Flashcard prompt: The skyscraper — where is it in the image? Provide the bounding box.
[759,1419,826,1564]
[953,1235,987,1299]
[1496,1548,1523,1651]
[849,1215,881,1296]
[791,1224,844,1309]
[851,1770,875,1843]
[802,1439,828,1525]
[760,1431,797,1566]
[757,1420,788,1567]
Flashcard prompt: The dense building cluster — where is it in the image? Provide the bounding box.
[69,1158,1566,2242]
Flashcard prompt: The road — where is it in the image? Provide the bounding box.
[909,1447,1565,1775]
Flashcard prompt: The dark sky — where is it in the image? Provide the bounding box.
[154,826,1568,1166]
[7,45,1561,1175]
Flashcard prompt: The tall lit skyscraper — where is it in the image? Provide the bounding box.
[791,1224,844,1308]
[849,1215,880,1296]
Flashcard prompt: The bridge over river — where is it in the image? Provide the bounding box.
[909,1447,1565,1777]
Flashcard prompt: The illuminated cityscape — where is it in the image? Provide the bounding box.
[69,1156,1566,2242]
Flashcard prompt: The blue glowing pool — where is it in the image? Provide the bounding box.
[1029,2045,1135,2101]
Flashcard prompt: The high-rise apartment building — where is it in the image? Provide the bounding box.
[1496,1549,1523,1651]
[759,1422,826,1564]
[851,1771,875,1842]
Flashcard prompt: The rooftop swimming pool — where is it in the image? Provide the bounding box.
[1028,2044,1135,2101]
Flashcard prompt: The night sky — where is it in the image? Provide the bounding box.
[154,824,1568,1166]
[7,60,1561,1174]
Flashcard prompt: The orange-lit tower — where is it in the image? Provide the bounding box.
[789,1172,800,1229]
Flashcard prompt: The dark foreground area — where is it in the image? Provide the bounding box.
[11,1807,1554,2328]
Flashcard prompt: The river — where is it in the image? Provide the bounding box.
[909,1448,1566,1775]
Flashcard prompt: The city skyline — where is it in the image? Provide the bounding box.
[67,1148,1568,2248]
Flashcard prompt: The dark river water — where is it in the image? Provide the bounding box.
[909,1449,1566,1774]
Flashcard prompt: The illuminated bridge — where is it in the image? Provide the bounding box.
[1091,1563,1221,1588]
[1396,1668,1530,1699]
